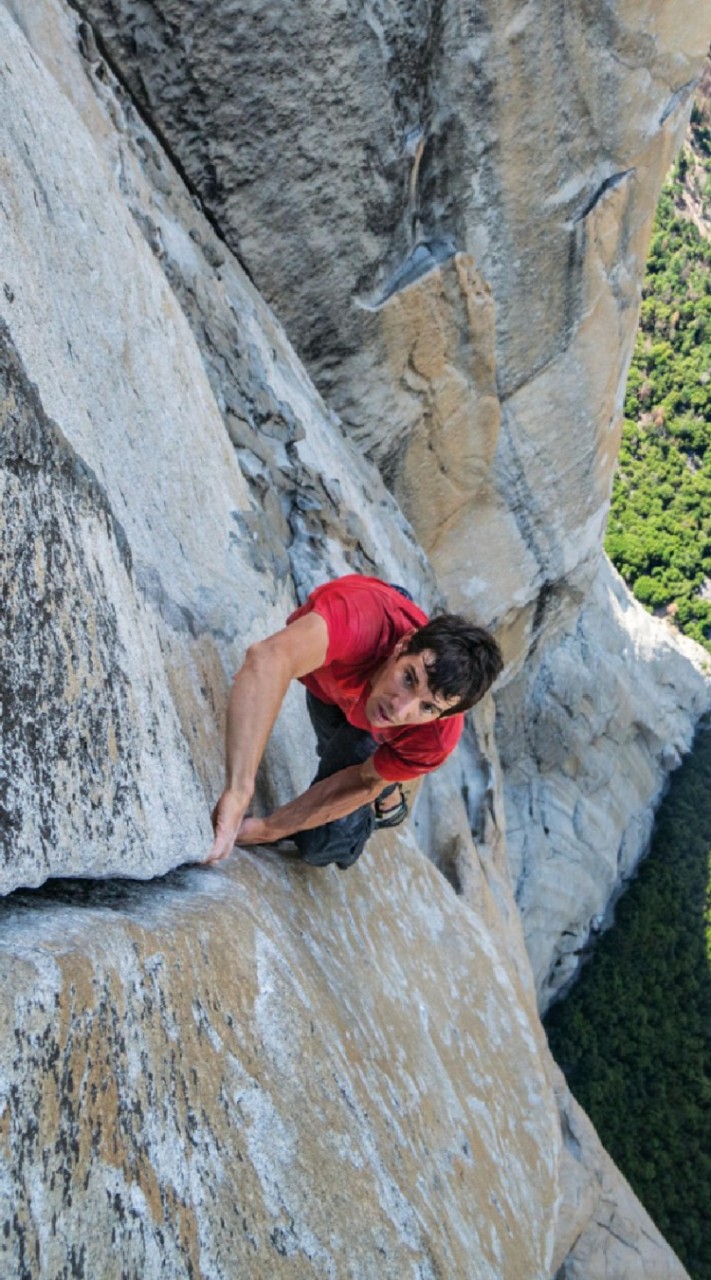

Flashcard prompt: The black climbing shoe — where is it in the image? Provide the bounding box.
[374,784,409,829]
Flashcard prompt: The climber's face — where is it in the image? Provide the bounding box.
[365,634,458,728]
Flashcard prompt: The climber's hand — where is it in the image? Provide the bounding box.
[205,788,250,864]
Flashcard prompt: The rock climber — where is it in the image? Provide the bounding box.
[207,574,503,869]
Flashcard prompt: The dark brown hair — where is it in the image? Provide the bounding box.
[405,614,503,716]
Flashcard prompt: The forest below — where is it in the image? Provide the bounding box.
[545,729,711,1279]
[606,90,711,650]
[547,78,711,1280]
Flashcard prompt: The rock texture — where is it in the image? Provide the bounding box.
[0,1,707,1277]
[68,0,711,1003]
[0,841,562,1280]
[498,556,711,1006]
[1,0,432,893]
[550,1076,692,1280]
[71,0,710,637]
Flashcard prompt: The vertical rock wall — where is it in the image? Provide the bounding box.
[64,0,711,1005]
[498,558,711,1004]
[0,0,433,891]
[0,9,566,1277]
[0,1,704,1276]
[68,0,710,638]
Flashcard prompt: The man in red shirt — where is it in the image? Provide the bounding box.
[207,576,502,868]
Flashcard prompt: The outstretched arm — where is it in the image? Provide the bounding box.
[206,612,329,863]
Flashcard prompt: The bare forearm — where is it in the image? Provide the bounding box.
[206,613,329,865]
[241,764,382,844]
[223,647,291,800]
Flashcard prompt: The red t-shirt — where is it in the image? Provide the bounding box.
[287,576,463,783]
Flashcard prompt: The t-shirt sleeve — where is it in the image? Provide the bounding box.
[301,583,387,667]
[372,717,464,783]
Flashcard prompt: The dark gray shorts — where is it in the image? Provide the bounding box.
[293,692,377,870]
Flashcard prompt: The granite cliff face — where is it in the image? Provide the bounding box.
[68,0,706,629]
[1,1,710,1276]
[67,0,711,1003]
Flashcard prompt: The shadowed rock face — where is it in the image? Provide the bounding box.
[0,1,705,1275]
[62,0,710,640]
[1,324,146,879]
[59,1,704,384]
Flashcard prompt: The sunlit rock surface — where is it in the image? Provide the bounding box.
[66,0,711,1001]
[498,557,711,1008]
[0,0,431,893]
[0,2,705,1276]
[0,841,562,1280]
